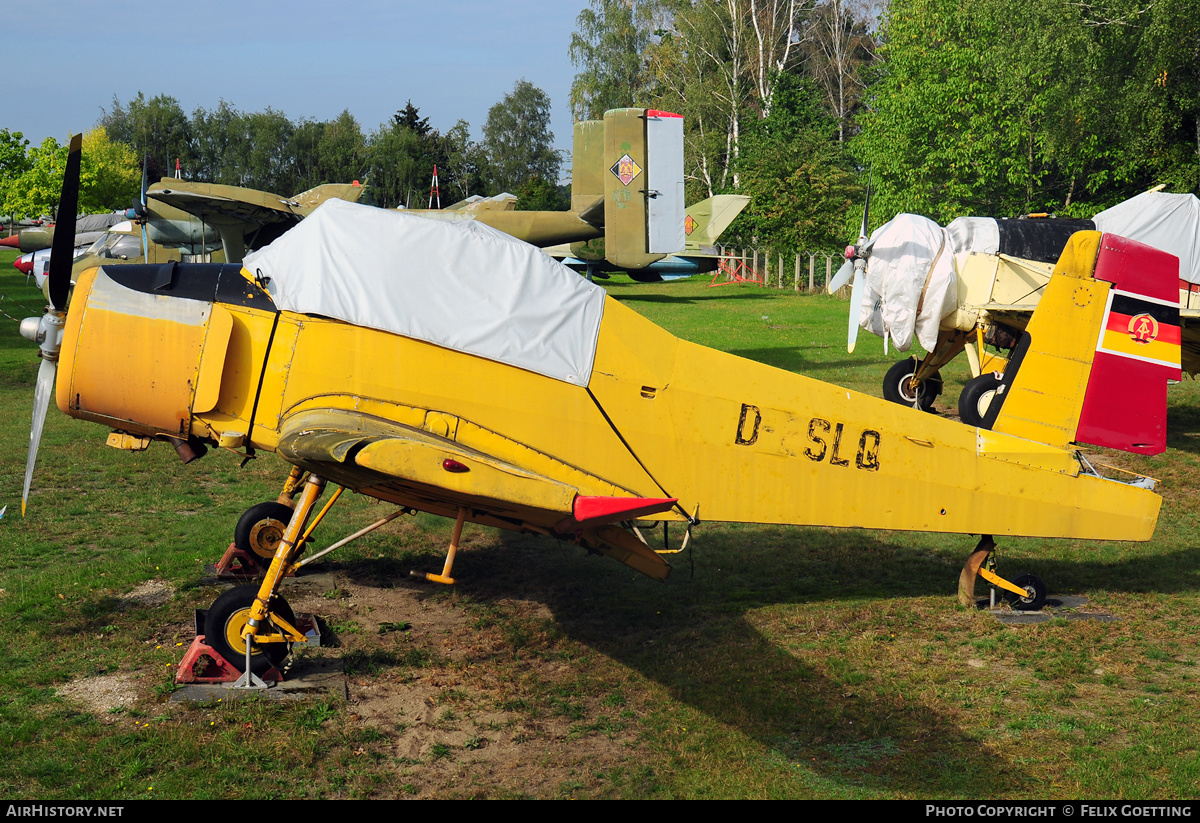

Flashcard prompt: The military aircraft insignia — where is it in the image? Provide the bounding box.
[610,153,642,186]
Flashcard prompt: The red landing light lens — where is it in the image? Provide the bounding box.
[442,459,469,473]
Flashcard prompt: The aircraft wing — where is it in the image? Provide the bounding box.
[147,180,309,227]
[275,409,675,579]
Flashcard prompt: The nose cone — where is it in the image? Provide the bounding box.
[0,234,19,249]
[14,253,33,275]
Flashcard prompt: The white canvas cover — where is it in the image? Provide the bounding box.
[242,199,606,385]
[858,214,958,352]
[1093,191,1200,285]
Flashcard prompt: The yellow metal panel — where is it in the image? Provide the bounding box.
[58,266,208,436]
[355,432,578,516]
[193,305,232,413]
[265,313,661,497]
[992,232,1105,448]
[587,283,1158,541]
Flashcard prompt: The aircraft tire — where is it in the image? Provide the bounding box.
[204,585,295,675]
[1003,573,1047,612]
[958,372,1003,428]
[234,502,296,563]
[882,358,942,412]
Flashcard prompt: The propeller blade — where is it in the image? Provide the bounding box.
[140,155,150,261]
[46,133,82,311]
[858,170,872,246]
[22,358,57,516]
[847,264,866,354]
[828,259,854,293]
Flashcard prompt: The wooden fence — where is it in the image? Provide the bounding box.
[713,247,846,293]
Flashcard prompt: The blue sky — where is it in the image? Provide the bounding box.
[13,1,584,176]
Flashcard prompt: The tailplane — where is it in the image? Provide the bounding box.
[290,181,365,210]
[683,194,750,252]
[984,231,1180,454]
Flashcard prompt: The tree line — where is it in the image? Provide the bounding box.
[0,80,565,221]
[571,0,1199,251]
[4,0,1196,253]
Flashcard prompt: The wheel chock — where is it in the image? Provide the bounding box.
[214,542,266,579]
[214,542,300,580]
[174,635,282,685]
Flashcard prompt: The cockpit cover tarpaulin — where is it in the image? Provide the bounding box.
[1093,191,1200,285]
[242,199,606,385]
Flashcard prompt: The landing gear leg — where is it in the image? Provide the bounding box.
[958,535,1047,611]
[210,473,332,683]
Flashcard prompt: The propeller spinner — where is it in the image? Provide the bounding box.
[18,132,81,514]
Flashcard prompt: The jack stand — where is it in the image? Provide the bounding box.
[214,542,299,579]
[230,644,271,691]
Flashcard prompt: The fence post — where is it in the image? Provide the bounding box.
[795,254,801,291]
[825,255,833,290]
[808,254,815,291]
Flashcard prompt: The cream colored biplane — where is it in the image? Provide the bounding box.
[833,192,1198,426]
[20,137,1178,684]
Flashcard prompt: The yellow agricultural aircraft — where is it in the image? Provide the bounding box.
[20,136,1179,683]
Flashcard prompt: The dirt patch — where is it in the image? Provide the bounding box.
[279,565,646,798]
[124,579,174,608]
[57,673,141,717]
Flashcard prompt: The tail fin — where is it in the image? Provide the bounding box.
[683,194,750,252]
[986,231,1180,454]
[290,181,365,209]
[602,109,685,269]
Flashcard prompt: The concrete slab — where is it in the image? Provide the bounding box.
[974,593,1119,625]
[170,658,347,704]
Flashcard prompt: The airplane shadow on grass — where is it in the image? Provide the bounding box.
[331,523,1200,797]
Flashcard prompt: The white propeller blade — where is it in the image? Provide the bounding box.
[847,265,865,354]
[22,358,57,516]
[828,259,854,293]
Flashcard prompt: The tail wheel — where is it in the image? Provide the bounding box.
[959,372,1003,427]
[882,358,943,412]
[205,585,296,674]
[1003,573,1047,612]
[234,502,296,564]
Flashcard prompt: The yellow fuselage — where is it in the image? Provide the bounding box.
[55,261,1159,545]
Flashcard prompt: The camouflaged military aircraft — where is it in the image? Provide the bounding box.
[20,135,1175,685]
[412,109,686,277]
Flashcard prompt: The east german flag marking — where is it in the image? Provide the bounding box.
[1097,289,1181,368]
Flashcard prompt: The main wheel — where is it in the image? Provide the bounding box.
[1004,573,1047,612]
[234,502,296,564]
[204,585,296,675]
[882,358,943,412]
[959,372,1003,427]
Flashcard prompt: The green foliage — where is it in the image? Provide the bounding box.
[569,0,656,119]
[100,93,191,183]
[0,129,30,185]
[482,80,561,192]
[514,176,568,211]
[0,136,63,220]
[725,75,861,250]
[79,128,140,214]
[856,0,1200,224]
